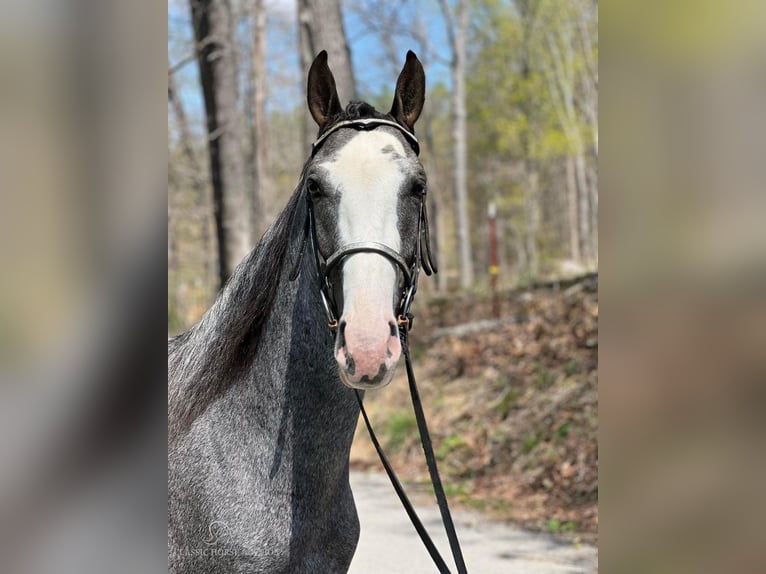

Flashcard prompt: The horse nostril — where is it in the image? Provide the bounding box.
[338,320,347,348]
[389,321,397,338]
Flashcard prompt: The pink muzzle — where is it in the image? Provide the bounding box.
[334,312,402,389]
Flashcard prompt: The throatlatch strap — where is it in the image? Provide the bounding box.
[356,330,469,574]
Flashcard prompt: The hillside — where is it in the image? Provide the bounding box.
[350,274,598,542]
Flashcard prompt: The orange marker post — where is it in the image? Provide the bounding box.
[488,201,499,318]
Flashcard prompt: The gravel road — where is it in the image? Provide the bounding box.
[348,471,597,574]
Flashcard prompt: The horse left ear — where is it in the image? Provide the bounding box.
[390,51,425,132]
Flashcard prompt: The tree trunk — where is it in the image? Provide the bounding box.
[574,149,591,262]
[524,166,540,278]
[439,0,473,289]
[454,0,473,288]
[297,0,356,155]
[190,0,251,287]
[588,160,598,262]
[566,155,581,262]
[248,0,270,239]
[518,0,540,279]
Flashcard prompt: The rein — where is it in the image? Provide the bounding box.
[291,119,469,574]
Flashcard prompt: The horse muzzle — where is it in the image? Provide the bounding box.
[334,316,402,389]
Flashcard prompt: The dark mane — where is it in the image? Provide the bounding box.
[341,101,388,120]
[318,101,393,136]
[168,173,308,438]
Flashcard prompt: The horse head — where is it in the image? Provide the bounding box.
[295,50,435,391]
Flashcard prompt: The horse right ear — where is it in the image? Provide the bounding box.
[307,50,343,129]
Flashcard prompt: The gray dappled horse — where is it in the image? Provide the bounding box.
[169,51,431,573]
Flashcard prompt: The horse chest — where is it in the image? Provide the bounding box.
[169,416,359,574]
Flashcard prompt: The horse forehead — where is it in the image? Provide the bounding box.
[319,130,409,184]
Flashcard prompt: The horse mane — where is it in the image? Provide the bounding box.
[319,101,393,136]
[168,175,306,439]
[168,101,393,439]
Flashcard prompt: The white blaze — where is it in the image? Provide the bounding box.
[321,130,405,323]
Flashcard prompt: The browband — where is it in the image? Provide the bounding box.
[312,118,420,156]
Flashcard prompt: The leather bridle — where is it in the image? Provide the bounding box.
[289,118,469,574]
[289,118,437,333]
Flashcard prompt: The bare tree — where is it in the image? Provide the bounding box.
[190,0,251,287]
[575,0,598,261]
[565,155,582,261]
[246,0,271,239]
[438,0,474,288]
[297,0,356,154]
[540,0,596,263]
[518,0,542,278]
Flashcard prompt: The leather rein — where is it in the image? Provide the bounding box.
[290,118,469,574]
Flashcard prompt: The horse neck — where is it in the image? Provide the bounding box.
[169,206,359,453]
[255,251,361,480]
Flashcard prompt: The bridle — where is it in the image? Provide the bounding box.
[289,118,469,574]
[289,118,437,334]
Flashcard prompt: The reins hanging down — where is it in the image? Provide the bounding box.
[293,119,468,574]
[355,324,469,574]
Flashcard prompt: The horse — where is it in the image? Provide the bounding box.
[168,50,432,573]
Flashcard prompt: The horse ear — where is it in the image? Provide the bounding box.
[307,50,343,129]
[390,50,425,132]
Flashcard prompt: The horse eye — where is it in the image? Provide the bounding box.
[411,183,426,197]
[307,179,321,196]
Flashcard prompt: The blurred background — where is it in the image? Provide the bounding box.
[168,0,600,545]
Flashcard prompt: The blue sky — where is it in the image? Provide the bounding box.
[168,0,452,134]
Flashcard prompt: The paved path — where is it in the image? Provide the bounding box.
[348,471,597,574]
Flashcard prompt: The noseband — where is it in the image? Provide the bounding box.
[289,118,437,333]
